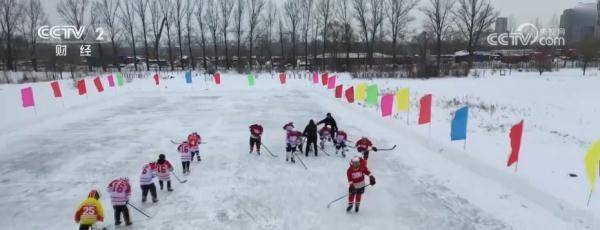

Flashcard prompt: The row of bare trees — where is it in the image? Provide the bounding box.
[1,0,499,76]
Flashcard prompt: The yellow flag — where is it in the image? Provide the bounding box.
[396,88,410,112]
[356,83,367,101]
[585,140,600,192]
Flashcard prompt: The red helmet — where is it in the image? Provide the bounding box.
[88,189,100,200]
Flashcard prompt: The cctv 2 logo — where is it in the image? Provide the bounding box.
[37,26,107,42]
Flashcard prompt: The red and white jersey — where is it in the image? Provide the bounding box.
[282,122,294,131]
[156,160,173,181]
[286,131,302,146]
[178,142,192,162]
[249,124,263,139]
[355,138,373,152]
[188,133,201,151]
[139,162,157,185]
[319,126,331,136]
[107,179,131,206]
[336,131,348,143]
[346,162,371,189]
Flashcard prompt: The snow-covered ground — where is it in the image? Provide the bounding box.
[0,70,599,229]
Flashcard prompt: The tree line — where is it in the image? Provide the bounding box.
[1,0,500,76]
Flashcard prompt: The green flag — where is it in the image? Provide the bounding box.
[366,84,378,106]
[247,73,255,86]
[116,73,124,86]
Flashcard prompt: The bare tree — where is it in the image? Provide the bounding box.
[133,0,150,70]
[173,0,185,69]
[120,0,138,70]
[96,0,121,71]
[247,0,265,69]
[0,0,23,71]
[386,0,418,69]
[195,0,208,70]
[453,0,498,71]
[149,0,166,69]
[234,0,245,70]
[184,0,195,69]
[353,0,384,68]
[159,0,175,70]
[57,0,88,31]
[318,0,332,69]
[89,5,105,69]
[206,0,220,69]
[22,0,47,71]
[278,15,286,66]
[300,0,314,70]
[336,0,353,70]
[284,0,301,67]
[220,0,234,69]
[422,0,454,76]
[262,0,277,63]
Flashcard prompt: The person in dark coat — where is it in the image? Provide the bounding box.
[303,120,318,156]
[317,113,338,141]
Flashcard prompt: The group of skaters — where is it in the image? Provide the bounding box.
[249,113,380,213]
[74,132,204,229]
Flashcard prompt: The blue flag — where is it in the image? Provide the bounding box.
[185,70,192,84]
[451,106,469,141]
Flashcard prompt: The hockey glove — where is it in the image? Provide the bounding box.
[372,147,378,152]
[369,176,376,186]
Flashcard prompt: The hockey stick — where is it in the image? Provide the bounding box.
[321,148,331,156]
[127,203,151,218]
[377,145,397,151]
[326,185,371,208]
[171,140,207,145]
[172,173,188,183]
[260,143,278,157]
[292,151,308,170]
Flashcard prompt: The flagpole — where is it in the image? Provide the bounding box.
[407,106,410,125]
[587,190,594,207]
[514,161,518,173]
[428,122,432,138]
[33,106,38,116]
[463,139,467,150]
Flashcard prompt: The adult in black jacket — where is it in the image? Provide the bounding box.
[317,113,338,141]
[303,120,318,156]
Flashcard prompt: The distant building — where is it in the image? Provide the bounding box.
[495,17,508,33]
[560,2,597,44]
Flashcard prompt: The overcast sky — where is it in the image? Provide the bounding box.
[40,0,590,28]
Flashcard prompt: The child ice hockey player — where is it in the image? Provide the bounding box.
[355,137,377,161]
[285,127,302,163]
[107,177,132,226]
[139,161,159,203]
[156,154,174,191]
[319,126,332,150]
[249,124,264,155]
[74,190,104,230]
[188,132,202,162]
[335,130,348,157]
[346,156,376,213]
[178,141,192,174]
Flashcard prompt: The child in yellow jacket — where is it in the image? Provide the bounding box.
[74,190,104,230]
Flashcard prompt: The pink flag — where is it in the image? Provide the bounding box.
[345,86,355,103]
[93,76,104,93]
[77,79,87,95]
[153,73,160,85]
[507,120,524,167]
[21,87,35,108]
[321,72,328,86]
[214,72,221,85]
[335,85,343,98]
[50,81,62,98]
[327,76,336,89]
[279,72,286,84]
[380,94,394,117]
[107,75,115,87]
[419,94,432,125]
[312,72,319,84]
